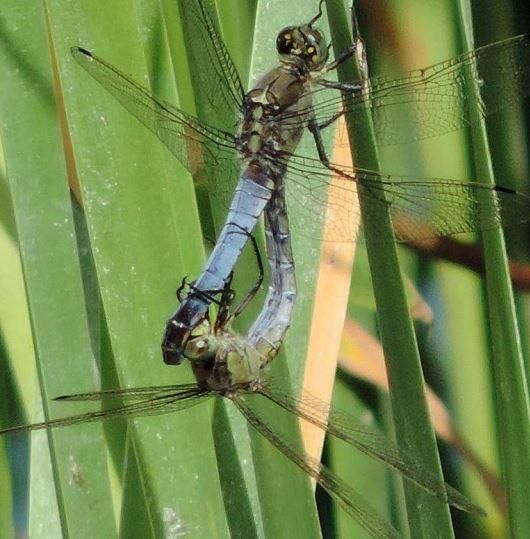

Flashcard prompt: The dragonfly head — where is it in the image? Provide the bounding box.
[184,333,218,363]
[276,24,329,71]
[185,323,263,391]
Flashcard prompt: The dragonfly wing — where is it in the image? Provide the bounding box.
[280,151,530,243]
[364,175,530,242]
[260,379,484,516]
[71,47,237,179]
[285,34,529,146]
[281,152,362,244]
[54,383,201,402]
[179,0,246,121]
[233,393,401,539]
[1,387,210,435]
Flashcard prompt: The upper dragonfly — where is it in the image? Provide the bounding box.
[71,0,529,364]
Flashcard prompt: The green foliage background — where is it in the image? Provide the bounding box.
[0,0,528,538]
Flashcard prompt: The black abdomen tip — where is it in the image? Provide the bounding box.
[74,46,93,57]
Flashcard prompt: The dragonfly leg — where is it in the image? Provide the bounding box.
[308,117,367,186]
[179,277,227,309]
[217,223,265,324]
[317,78,362,92]
[178,273,235,334]
[313,77,363,132]
[317,110,346,131]
[323,42,357,73]
[176,232,231,303]
[322,2,366,75]
[176,276,189,303]
[308,118,334,166]
[214,272,236,331]
[231,230,264,320]
[211,224,265,330]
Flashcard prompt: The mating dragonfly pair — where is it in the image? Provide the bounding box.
[2,0,529,536]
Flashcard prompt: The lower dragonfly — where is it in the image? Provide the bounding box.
[69,0,530,366]
[1,187,484,539]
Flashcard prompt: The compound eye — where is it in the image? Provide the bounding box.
[195,339,208,352]
[185,336,215,360]
[276,26,296,55]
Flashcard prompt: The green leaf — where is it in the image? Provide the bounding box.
[0,1,117,536]
[325,1,457,537]
[454,1,530,536]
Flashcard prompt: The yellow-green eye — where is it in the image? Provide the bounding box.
[185,335,216,360]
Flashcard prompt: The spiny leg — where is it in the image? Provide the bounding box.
[231,228,265,320]
[214,271,236,331]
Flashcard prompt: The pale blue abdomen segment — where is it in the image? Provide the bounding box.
[248,183,296,364]
[162,174,273,364]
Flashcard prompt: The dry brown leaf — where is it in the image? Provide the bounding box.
[301,117,358,462]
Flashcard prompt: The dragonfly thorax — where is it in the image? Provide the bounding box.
[238,96,281,151]
[236,97,287,172]
[236,68,314,171]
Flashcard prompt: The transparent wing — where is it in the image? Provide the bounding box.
[178,0,246,121]
[175,0,247,220]
[54,383,202,401]
[0,385,210,435]
[283,34,530,146]
[233,393,401,539]
[260,378,485,516]
[71,46,243,213]
[281,152,530,243]
[71,47,237,178]
[72,37,530,245]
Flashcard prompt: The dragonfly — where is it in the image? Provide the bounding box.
[70,0,530,366]
[1,184,485,539]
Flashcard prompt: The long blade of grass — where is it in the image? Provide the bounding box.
[454,1,530,536]
[325,1,457,537]
[0,159,37,536]
[44,1,231,536]
[0,1,117,536]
